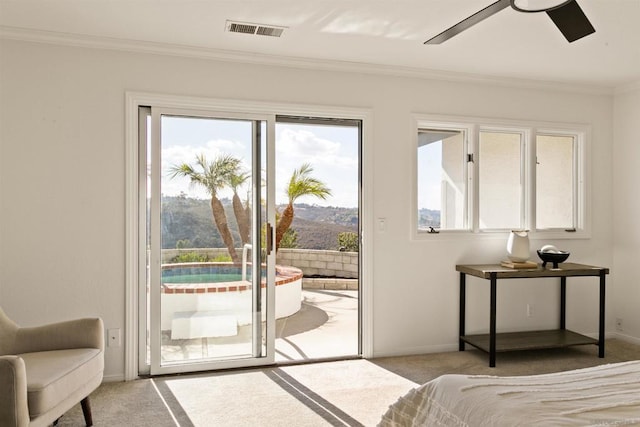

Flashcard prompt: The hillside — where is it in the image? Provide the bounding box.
[289,203,359,228]
[290,216,357,250]
[418,208,441,228]
[161,196,358,250]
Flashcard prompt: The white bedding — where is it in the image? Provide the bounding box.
[379,360,640,426]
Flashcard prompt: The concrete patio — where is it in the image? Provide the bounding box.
[160,289,359,364]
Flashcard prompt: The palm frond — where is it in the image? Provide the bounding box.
[286,163,332,203]
[227,170,250,192]
[168,153,243,196]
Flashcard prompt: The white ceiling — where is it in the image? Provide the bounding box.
[1,0,639,88]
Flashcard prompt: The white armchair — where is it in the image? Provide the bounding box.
[0,307,104,427]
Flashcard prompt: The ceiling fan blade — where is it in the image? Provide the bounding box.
[424,0,510,44]
[546,0,595,42]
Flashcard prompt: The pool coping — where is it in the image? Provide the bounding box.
[161,262,303,294]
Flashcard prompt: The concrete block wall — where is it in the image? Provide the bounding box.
[276,249,359,278]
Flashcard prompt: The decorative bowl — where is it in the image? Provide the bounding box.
[536,250,570,269]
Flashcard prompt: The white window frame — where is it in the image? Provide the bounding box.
[476,126,529,233]
[415,122,474,233]
[412,114,590,240]
[532,127,588,237]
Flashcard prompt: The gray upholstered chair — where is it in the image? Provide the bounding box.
[0,307,104,427]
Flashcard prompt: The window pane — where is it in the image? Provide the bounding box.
[479,131,523,229]
[417,129,466,230]
[536,135,574,229]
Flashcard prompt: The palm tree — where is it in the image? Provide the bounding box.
[170,153,242,263]
[275,163,331,250]
[227,170,251,246]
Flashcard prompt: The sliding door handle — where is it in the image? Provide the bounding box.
[266,223,274,255]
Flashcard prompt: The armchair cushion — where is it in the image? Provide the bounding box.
[19,348,103,418]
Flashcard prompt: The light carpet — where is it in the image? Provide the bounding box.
[56,339,640,426]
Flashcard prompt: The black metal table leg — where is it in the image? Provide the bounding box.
[489,273,497,367]
[599,270,606,358]
[459,272,466,351]
[560,277,567,330]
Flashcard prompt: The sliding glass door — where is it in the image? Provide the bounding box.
[141,107,276,374]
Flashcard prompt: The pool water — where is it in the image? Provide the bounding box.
[162,273,244,284]
[161,265,261,284]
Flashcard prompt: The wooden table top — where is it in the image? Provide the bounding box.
[456,262,609,279]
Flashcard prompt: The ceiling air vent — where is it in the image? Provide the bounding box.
[226,20,286,38]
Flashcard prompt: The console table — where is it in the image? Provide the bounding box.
[456,262,608,367]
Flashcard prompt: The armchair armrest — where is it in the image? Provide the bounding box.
[0,355,30,427]
[13,318,104,354]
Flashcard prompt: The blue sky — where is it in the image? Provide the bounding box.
[417,141,443,210]
[159,116,359,208]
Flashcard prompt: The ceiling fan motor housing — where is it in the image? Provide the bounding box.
[510,0,573,13]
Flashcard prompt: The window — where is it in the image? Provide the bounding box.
[536,134,576,230]
[478,131,524,230]
[414,116,588,237]
[417,128,467,231]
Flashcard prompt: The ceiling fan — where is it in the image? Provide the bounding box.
[425,0,595,44]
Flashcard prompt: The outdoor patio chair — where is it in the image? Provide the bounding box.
[0,306,104,426]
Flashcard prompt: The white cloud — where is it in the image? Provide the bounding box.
[277,128,339,157]
[276,128,357,169]
[274,128,358,207]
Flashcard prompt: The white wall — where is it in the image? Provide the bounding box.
[0,39,620,380]
[613,84,640,343]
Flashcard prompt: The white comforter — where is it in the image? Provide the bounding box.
[379,361,640,426]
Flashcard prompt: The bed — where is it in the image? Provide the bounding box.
[379,361,640,426]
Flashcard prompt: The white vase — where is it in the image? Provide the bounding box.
[507,230,530,262]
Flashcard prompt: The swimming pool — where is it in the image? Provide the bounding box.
[159,262,303,333]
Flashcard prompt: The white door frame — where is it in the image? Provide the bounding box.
[125,91,374,380]
[145,107,276,374]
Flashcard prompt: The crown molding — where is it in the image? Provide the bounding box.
[615,80,640,95]
[1,25,613,96]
